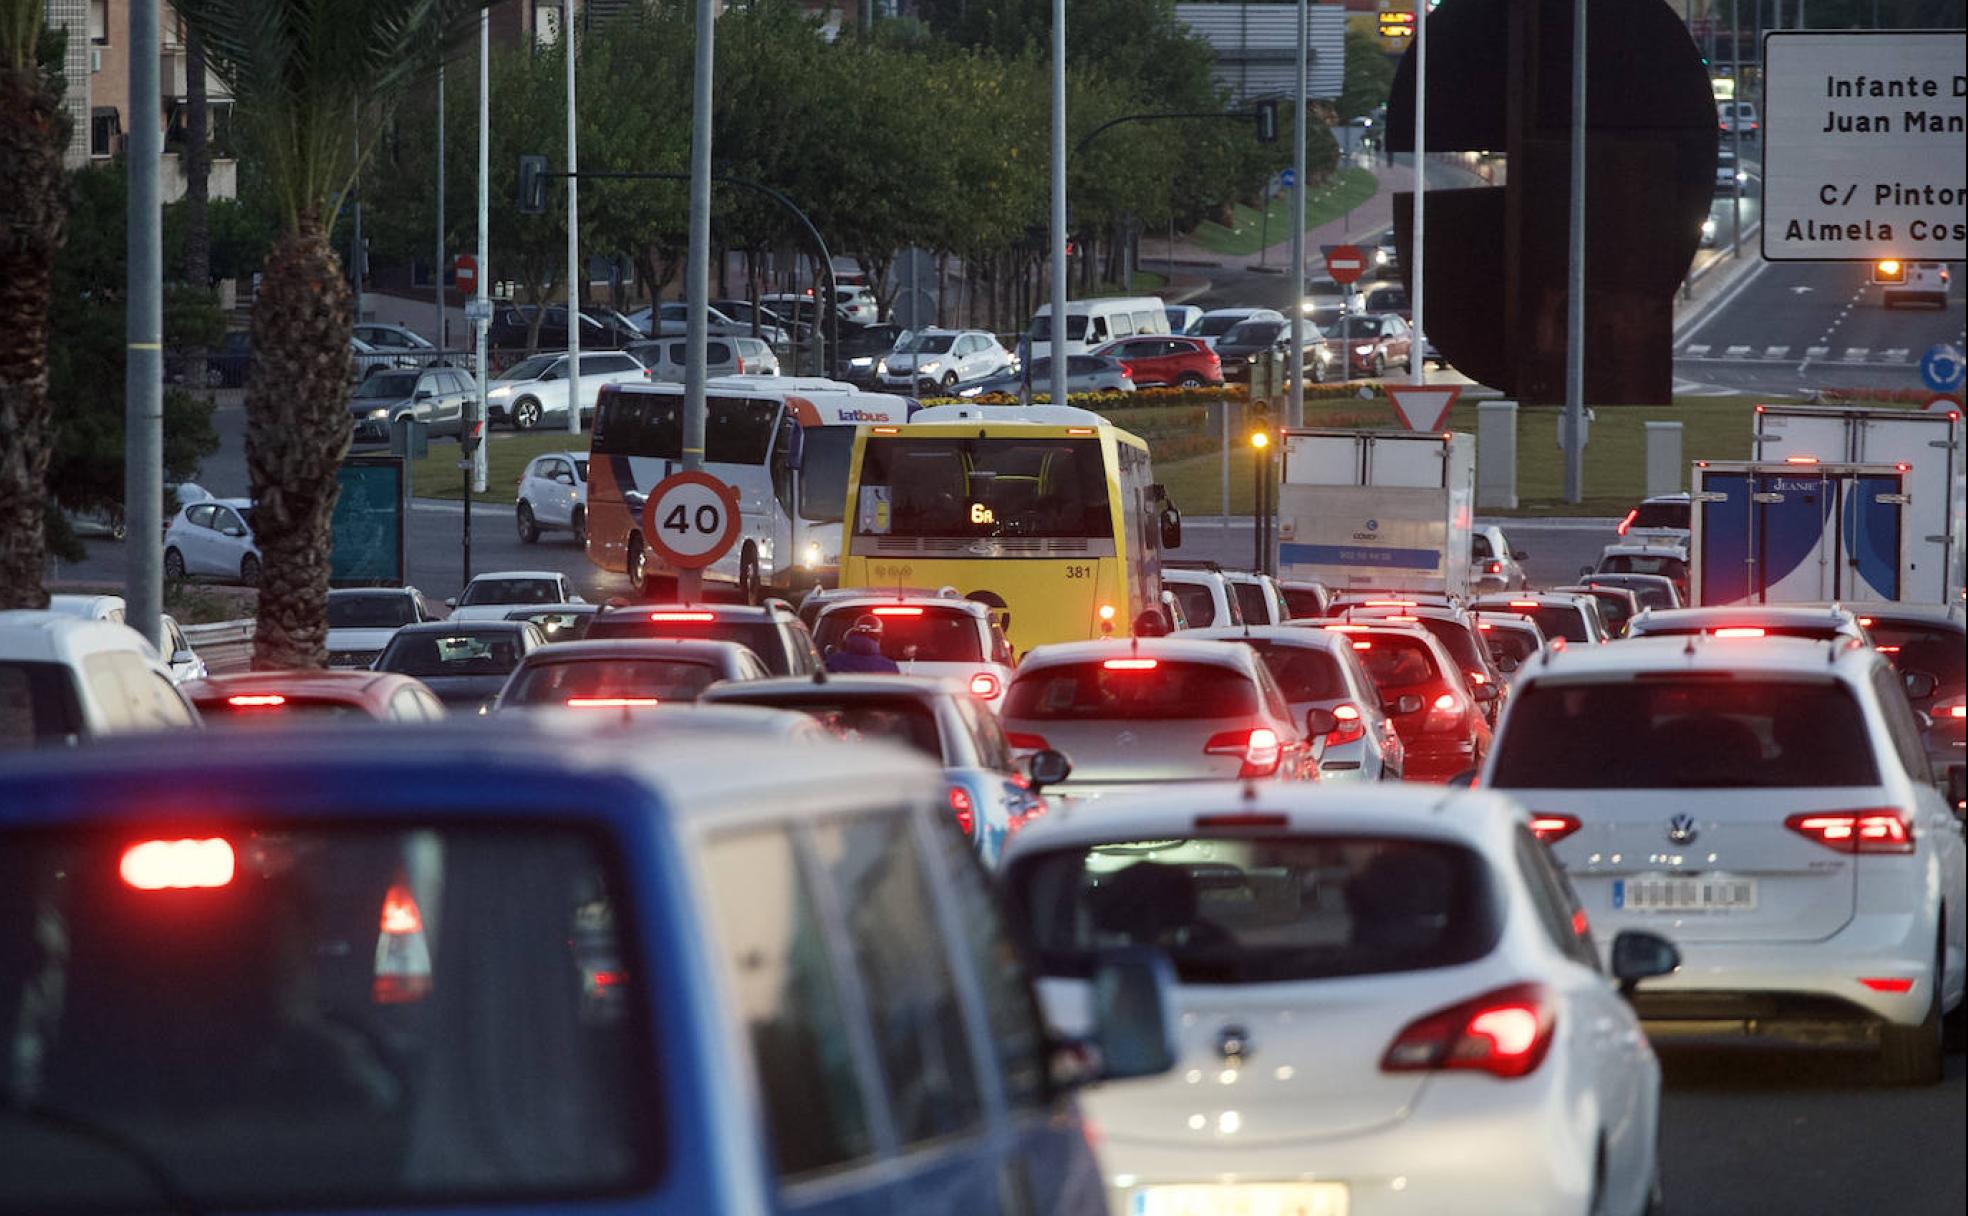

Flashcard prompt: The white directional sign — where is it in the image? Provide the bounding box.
[1762,32,1966,262]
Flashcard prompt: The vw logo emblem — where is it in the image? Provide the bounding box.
[1667,814,1699,845]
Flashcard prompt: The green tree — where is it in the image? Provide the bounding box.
[0,5,68,607]
[175,0,497,669]
[1337,27,1395,122]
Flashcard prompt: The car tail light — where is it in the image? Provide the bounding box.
[1466,670,1488,686]
[1204,726,1282,777]
[872,606,924,616]
[1784,809,1914,854]
[1103,657,1158,670]
[1423,691,1464,733]
[380,883,424,935]
[1859,977,1914,993]
[1364,600,1417,608]
[969,672,1002,699]
[949,786,975,836]
[566,696,661,709]
[374,880,432,1004]
[648,610,715,622]
[1486,561,1503,574]
[1713,627,1765,638]
[1509,600,1539,610]
[1380,982,1556,1079]
[1327,703,1366,746]
[1616,508,1638,536]
[1529,813,1581,844]
[226,693,287,708]
[1935,697,1966,721]
[1006,731,1051,751]
[120,838,236,890]
[1873,644,1901,654]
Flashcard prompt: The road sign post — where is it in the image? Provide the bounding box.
[641,471,743,580]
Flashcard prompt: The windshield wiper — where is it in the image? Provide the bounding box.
[3,1103,205,1215]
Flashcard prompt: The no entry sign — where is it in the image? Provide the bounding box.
[1325,245,1369,285]
[453,254,478,295]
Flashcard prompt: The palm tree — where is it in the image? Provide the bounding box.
[0,1,70,610]
[174,0,494,668]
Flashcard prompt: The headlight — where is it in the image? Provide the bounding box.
[487,385,512,399]
[919,360,942,374]
[876,359,889,375]
[1701,218,1717,237]
[1735,171,1746,181]
[1374,248,1390,265]
[368,408,390,419]
[801,541,824,569]
[850,355,873,368]
[1356,344,1374,354]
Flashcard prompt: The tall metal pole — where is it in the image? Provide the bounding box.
[466,10,488,585]
[1562,0,1587,503]
[564,1,582,436]
[124,0,163,649]
[681,0,716,600]
[1730,0,1742,256]
[435,67,446,350]
[1049,0,1068,409]
[1287,0,1307,427]
[1410,0,1427,388]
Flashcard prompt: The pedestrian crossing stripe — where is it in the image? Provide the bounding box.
[1843,348,1869,362]
[1881,348,1910,362]
[1725,344,1753,357]
[1684,344,1711,357]
[1806,346,1830,359]
[1764,345,1789,359]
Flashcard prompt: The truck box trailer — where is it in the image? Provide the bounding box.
[1751,404,1961,603]
[1689,460,1908,606]
[1276,429,1474,596]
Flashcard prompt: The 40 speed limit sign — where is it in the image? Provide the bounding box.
[641,471,742,569]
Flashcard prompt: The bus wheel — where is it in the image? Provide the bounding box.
[739,545,761,606]
[628,533,649,595]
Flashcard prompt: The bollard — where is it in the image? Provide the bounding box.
[1477,400,1518,509]
[1645,421,1683,497]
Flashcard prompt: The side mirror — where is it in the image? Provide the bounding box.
[785,422,806,471]
[1610,929,1682,997]
[1902,670,1939,700]
[1470,681,1500,703]
[172,649,196,665]
[1087,946,1178,1081]
[1160,504,1182,550]
[444,596,458,609]
[1305,707,1338,738]
[1132,609,1170,638]
[1027,748,1073,790]
[1388,693,1424,717]
[413,389,433,401]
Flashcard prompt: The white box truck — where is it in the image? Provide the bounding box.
[1276,429,1475,596]
[1689,460,1909,606]
[1750,404,1962,603]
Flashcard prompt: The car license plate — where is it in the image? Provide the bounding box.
[1614,875,1757,912]
[1133,1183,1349,1216]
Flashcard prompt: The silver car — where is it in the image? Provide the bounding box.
[493,638,771,712]
[1175,626,1404,781]
[969,354,1134,398]
[1001,637,1321,801]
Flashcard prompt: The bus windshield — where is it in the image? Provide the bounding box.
[798,426,855,523]
[854,436,1112,539]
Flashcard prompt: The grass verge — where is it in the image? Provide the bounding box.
[1188,166,1381,258]
[406,431,577,501]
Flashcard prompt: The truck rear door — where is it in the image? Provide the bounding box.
[1853,413,1958,602]
[1365,434,1448,487]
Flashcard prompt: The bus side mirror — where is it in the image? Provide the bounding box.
[1160,504,1182,550]
[785,423,805,471]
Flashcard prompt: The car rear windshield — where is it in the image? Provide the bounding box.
[1004,661,1257,721]
[1490,677,1880,788]
[459,579,560,607]
[377,631,524,678]
[1230,582,1270,624]
[1280,587,1325,619]
[1389,616,1489,676]
[328,595,419,629]
[505,658,721,706]
[1631,502,1690,530]
[1478,624,1541,667]
[1168,582,1232,628]
[1864,621,1964,692]
[715,694,942,758]
[1612,581,1676,610]
[1009,836,1498,985]
[813,607,983,663]
[0,662,82,748]
[1346,633,1446,691]
[1479,603,1590,644]
[1639,623,1843,641]
[586,615,791,674]
[1598,553,1688,581]
[852,437,1111,540]
[1241,642,1348,703]
[0,824,655,1208]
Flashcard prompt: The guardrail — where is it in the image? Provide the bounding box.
[183,618,256,675]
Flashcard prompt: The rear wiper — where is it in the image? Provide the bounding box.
[2,1103,204,1216]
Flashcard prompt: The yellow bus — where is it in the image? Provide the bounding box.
[839,404,1182,655]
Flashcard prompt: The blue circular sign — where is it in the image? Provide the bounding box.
[1920,343,1965,394]
[1279,168,1297,189]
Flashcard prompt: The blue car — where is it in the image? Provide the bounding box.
[0,722,1172,1214]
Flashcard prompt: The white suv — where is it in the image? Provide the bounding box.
[486,350,648,430]
[515,450,590,545]
[1485,635,1966,1084]
[877,329,1013,393]
[0,611,200,743]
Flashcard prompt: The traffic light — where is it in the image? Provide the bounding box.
[1872,258,1906,284]
[1255,99,1279,144]
[517,155,549,215]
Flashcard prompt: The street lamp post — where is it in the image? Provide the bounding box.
[1049,0,1068,410]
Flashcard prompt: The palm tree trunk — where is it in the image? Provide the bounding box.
[245,216,352,669]
[0,47,68,609]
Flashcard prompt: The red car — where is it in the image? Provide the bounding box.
[182,670,447,724]
[1330,312,1414,378]
[1092,335,1223,388]
[1320,622,1491,782]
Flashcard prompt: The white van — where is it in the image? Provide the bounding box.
[1027,296,1169,360]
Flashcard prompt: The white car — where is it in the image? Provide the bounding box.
[1191,307,1284,349]
[1623,603,1867,644]
[643,301,791,345]
[44,595,205,682]
[876,329,1014,393]
[1001,783,1674,1216]
[516,451,590,546]
[0,611,200,741]
[485,350,648,430]
[1472,524,1531,592]
[627,335,779,382]
[1160,566,1245,629]
[808,594,1016,711]
[163,497,261,586]
[325,585,437,669]
[1485,636,1967,1085]
[1219,569,1288,625]
[445,571,585,622]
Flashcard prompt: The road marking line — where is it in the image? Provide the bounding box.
[1881,348,1910,362]
[1806,346,1830,359]
[1843,347,1869,362]
[1684,344,1711,357]
[1725,344,1754,358]
[1764,345,1789,359]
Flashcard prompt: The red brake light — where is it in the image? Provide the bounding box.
[1940,701,1966,720]
[380,883,424,935]
[949,785,975,836]
[1713,627,1765,638]
[374,880,432,1004]
[1365,600,1417,608]
[1432,692,1458,711]
[1487,561,1503,574]
[968,672,1002,699]
[1381,982,1556,1079]
[647,610,715,622]
[1327,703,1366,746]
[1616,509,1638,536]
[1352,640,1373,650]
[1529,814,1581,844]
[120,838,236,890]
[565,696,661,708]
[872,606,924,616]
[225,693,286,708]
[1859,977,1914,993]
[1785,809,1913,854]
[1873,644,1901,654]
[1475,620,1494,631]
[1103,657,1159,671]
[1006,731,1051,751]
[1204,726,1283,777]
[1509,600,1539,610]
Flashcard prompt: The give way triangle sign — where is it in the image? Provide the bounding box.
[1385,384,1462,432]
